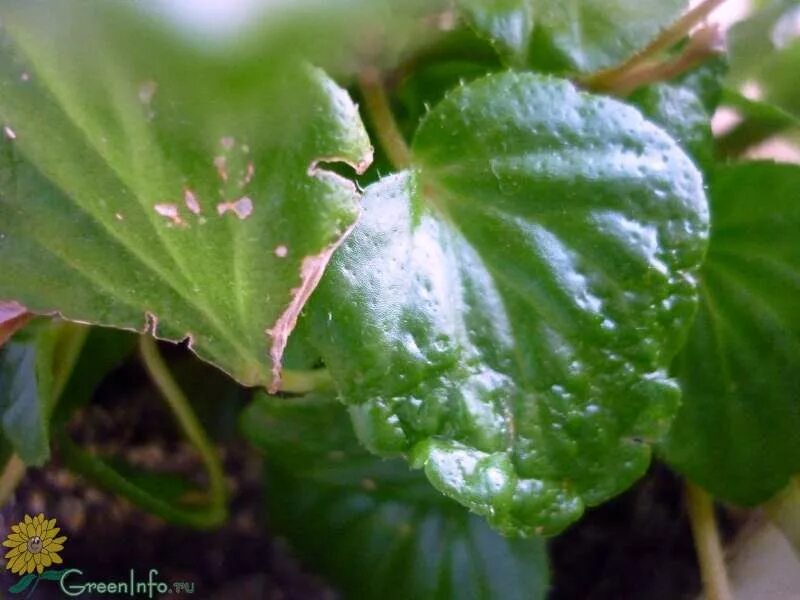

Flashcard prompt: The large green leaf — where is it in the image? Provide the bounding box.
[661,162,800,505]
[243,393,550,600]
[0,2,373,389]
[304,72,709,535]
[459,0,687,71]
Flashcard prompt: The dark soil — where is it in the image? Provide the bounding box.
[1,343,742,599]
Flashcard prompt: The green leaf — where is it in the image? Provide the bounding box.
[0,322,58,465]
[629,82,714,172]
[459,0,687,72]
[0,2,372,389]
[728,0,800,118]
[51,328,138,425]
[716,89,800,157]
[39,569,67,582]
[305,72,709,534]
[243,393,550,600]
[460,0,536,67]
[8,572,36,594]
[661,162,800,505]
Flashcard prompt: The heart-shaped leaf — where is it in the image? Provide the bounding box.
[243,393,550,600]
[304,72,709,534]
[0,4,372,389]
[662,162,800,505]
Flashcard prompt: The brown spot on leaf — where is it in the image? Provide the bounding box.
[265,221,357,393]
[216,197,253,220]
[240,162,255,188]
[144,311,159,337]
[214,156,228,182]
[184,189,201,215]
[154,203,185,227]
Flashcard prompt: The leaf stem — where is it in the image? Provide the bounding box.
[764,476,800,557]
[0,454,26,507]
[685,482,733,600]
[280,368,334,395]
[582,0,728,93]
[138,336,227,522]
[51,324,90,401]
[358,67,411,171]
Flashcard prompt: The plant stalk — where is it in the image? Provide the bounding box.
[280,368,333,395]
[764,476,800,558]
[583,0,728,93]
[0,454,26,507]
[358,67,411,171]
[138,336,227,524]
[685,482,733,600]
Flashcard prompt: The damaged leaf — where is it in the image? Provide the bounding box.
[305,73,709,534]
[0,301,30,347]
[0,2,372,388]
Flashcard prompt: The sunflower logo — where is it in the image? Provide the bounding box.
[3,514,66,575]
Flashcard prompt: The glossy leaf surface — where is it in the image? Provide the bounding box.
[459,0,687,71]
[630,82,714,172]
[0,2,372,389]
[243,393,550,600]
[662,162,800,505]
[305,73,709,534]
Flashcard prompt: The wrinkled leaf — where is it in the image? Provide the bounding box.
[0,2,372,390]
[662,162,800,505]
[459,0,687,72]
[243,393,550,600]
[305,73,709,534]
[630,82,714,171]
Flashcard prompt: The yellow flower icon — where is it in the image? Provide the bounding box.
[3,514,66,575]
